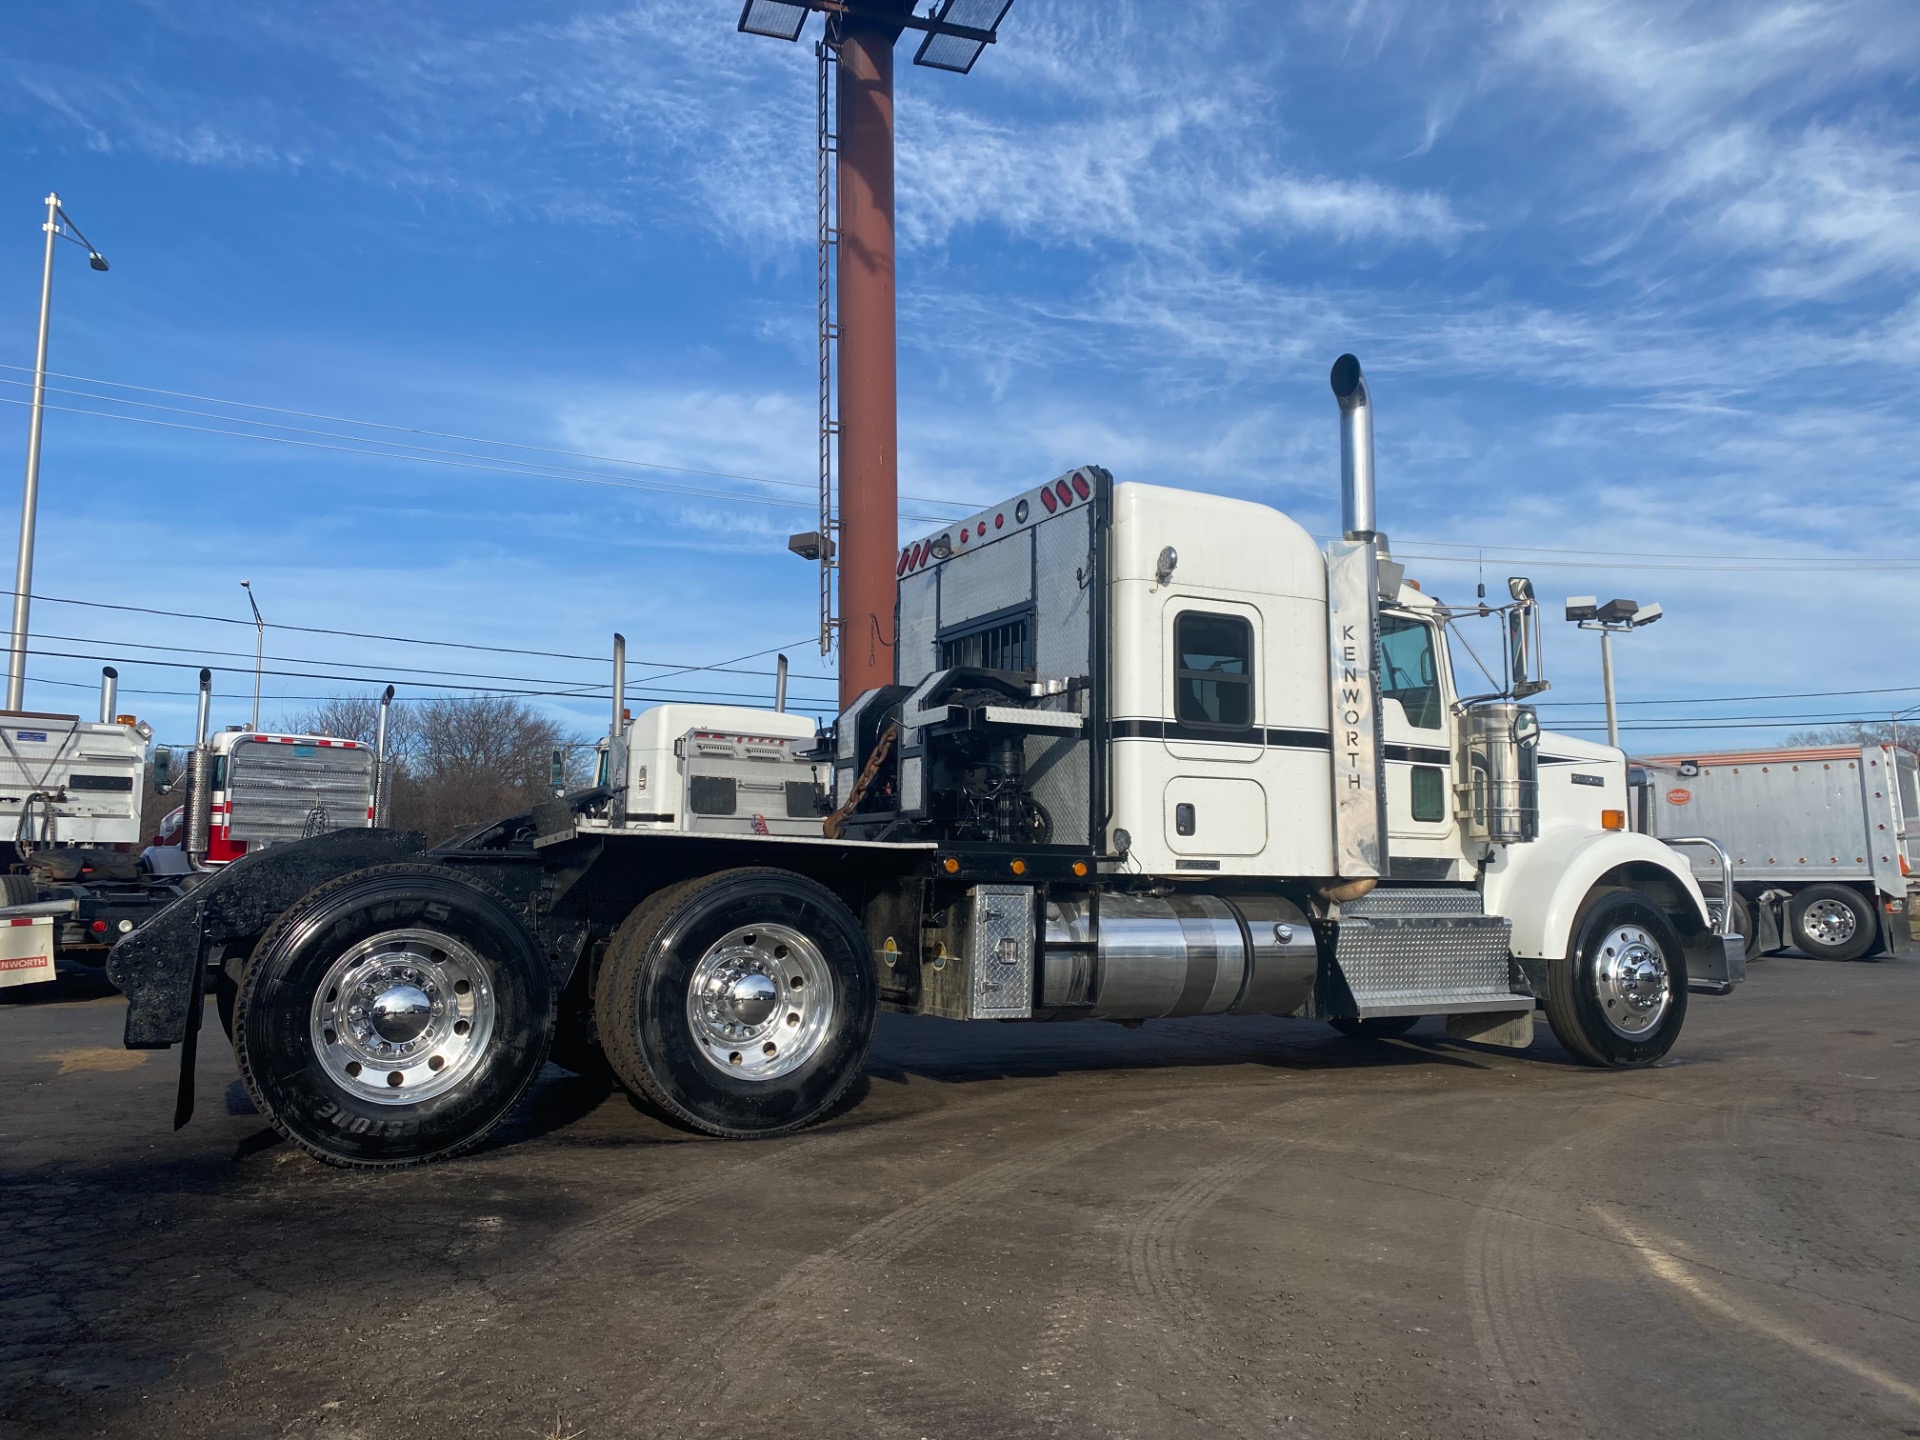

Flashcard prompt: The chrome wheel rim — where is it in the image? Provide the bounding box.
[685,923,833,1082]
[1800,898,1857,949]
[1594,923,1671,1039]
[310,928,497,1105]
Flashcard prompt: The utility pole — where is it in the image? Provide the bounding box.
[7,193,108,711]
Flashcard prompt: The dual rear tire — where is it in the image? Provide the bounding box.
[233,864,877,1164]
[593,869,877,1138]
[234,865,555,1167]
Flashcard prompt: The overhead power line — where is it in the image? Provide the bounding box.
[7,589,823,680]
[12,364,1914,576]
[0,363,975,513]
[1536,682,1920,708]
[24,628,834,693]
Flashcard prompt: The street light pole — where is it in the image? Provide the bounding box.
[7,196,61,712]
[1600,628,1618,749]
[7,193,108,712]
[1565,596,1662,753]
[241,580,264,731]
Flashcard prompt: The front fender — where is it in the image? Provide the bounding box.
[108,828,424,1049]
[1484,826,1710,960]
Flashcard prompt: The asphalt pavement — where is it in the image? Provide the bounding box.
[3,954,1917,1439]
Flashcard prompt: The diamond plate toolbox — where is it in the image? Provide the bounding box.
[920,884,1035,1021]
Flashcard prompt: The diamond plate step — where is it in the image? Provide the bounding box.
[1331,913,1526,1018]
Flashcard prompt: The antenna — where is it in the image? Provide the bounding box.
[738,0,1016,708]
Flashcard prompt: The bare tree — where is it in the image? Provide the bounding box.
[276,694,420,756]
[273,694,585,844]
[1785,720,1920,763]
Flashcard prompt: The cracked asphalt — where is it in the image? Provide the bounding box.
[3,953,1917,1439]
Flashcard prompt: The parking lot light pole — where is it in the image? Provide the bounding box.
[7,193,108,712]
[1565,596,1663,750]
[241,580,265,731]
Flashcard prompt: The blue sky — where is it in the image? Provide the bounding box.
[0,0,1916,749]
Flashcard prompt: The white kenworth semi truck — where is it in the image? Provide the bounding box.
[107,356,1742,1166]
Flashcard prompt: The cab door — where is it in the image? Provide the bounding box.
[1377,610,1460,879]
[1161,600,1268,858]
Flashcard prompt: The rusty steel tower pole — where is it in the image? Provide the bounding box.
[833,4,907,708]
[738,0,1014,709]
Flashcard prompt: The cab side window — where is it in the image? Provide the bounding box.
[1174,612,1254,731]
[1378,615,1443,729]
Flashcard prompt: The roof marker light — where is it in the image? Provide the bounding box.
[1071,473,1090,499]
[1040,488,1057,514]
[994,513,1004,529]
[1055,480,1073,505]
[960,528,970,544]
[897,551,910,577]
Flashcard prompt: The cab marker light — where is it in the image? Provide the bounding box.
[1601,809,1626,831]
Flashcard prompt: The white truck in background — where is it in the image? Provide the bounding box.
[0,667,390,988]
[1632,744,1919,962]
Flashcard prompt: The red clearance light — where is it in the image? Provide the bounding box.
[897,550,910,577]
[910,541,925,568]
[1055,480,1073,505]
[90,919,108,934]
[994,513,1004,529]
[960,527,970,544]
[1071,473,1090,499]
[1040,488,1058,513]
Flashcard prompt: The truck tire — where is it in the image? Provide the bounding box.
[1786,884,1876,962]
[594,868,877,1139]
[233,864,554,1167]
[1,873,36,907]
[1328,1015,1421,1040]
[1546,890,1688,1068]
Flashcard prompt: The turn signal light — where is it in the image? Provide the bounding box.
[1601,809,1626,831]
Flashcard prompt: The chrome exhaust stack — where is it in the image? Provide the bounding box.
[98,666,118,725]
[607,633,628,822]
[1325,356,1390,889]
[371,684,395,827]
[184,668,214,865]
[1330,353,1376,542]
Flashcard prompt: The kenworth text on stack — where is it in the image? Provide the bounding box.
[107,356,1744,1166]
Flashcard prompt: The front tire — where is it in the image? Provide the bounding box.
[594,868,876,1138]
[1546,890,1687,1068]
[234,864,554,1167]
[1786,884,1876,962]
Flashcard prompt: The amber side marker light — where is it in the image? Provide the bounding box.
[1601,810,1626,831]
[1071,861,1088,877]
[1010,859,1027,876]
[942,857,960,874]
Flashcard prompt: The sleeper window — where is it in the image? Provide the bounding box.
[1175,612,1254,731]
[1378,614,1443,730]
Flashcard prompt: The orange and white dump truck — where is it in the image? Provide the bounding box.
[1632,744,1919,962]
[109,355,1743,1165]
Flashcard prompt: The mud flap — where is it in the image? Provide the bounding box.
[1686,932,1745,994]
[1445,1009,1534,1048]
[172,908,205,1132]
